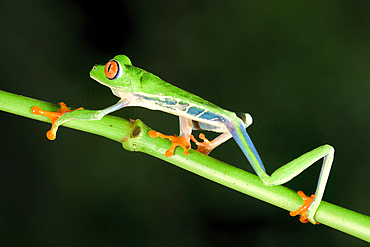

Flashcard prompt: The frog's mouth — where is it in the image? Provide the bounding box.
[90,72,108,88]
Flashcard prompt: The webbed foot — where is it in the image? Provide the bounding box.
[32,102,83,140]
[148,130,191,157]
[190,133,214,155]
[289,191,319,224]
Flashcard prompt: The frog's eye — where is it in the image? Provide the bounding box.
[104,60,119,79]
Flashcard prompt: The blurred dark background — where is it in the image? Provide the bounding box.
[1,0,370,246]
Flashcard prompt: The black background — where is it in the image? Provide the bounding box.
[1,1,370,246]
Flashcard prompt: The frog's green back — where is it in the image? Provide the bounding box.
[128,65,223,112]
[91,54,235,118]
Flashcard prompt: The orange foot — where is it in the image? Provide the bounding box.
[32,102,83,140]
[148,130,191,157]
[190,133,214,155]
[289,191,319,224]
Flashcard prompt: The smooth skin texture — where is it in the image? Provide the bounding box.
[32,55,334,224]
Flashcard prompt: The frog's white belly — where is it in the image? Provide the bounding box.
[112,89,229,132]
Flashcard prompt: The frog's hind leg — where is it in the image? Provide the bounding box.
[190,120,232,155]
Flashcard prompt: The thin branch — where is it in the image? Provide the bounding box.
[1,89,369,242]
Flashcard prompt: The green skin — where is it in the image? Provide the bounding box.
[49,55,335,224]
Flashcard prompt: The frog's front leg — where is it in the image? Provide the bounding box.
[32,99,129,140]
[32,102,85,140]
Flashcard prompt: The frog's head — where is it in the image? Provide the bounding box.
[90,55,134,91]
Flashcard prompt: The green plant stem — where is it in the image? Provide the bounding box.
[1,89,370,242]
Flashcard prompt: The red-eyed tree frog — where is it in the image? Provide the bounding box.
[32,55,334,224]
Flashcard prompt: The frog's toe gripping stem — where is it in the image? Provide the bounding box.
[190,133,214,155]
[148,130,191,157]
[289,191,319,224]
[31,102,83,140]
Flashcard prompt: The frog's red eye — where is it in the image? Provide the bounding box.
[104,60,119,79]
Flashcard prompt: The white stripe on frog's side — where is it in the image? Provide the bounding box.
[111,89,229,132]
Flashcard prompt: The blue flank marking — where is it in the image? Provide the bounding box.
[141,95,178,110]
[163,98,177,105]
[199,111,220,121]
[226,121,266,173]
[142,95,160,102]
[187,106,204,116]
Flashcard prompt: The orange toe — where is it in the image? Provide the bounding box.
[190,133,214,155]
[32,102,83,140]
[149,130,191,157]
[289,191,318,224]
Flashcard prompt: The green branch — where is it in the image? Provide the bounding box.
[1,89,370,242]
